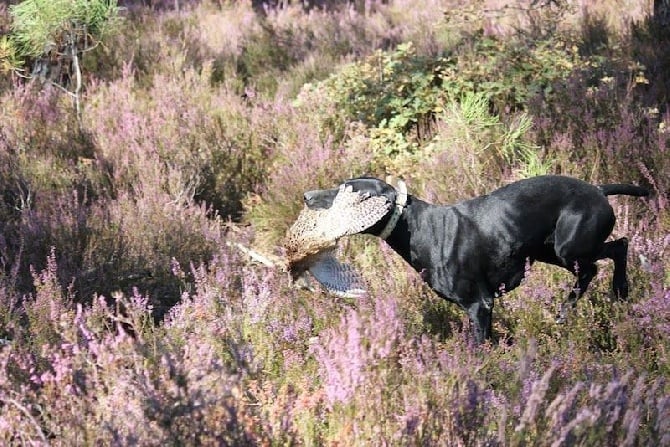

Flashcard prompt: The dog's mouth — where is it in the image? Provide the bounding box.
[284,185,392,297]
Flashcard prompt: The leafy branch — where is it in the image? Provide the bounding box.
[2,0,121,121]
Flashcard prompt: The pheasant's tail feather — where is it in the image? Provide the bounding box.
[308,254,367,299]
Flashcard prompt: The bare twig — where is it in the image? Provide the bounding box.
[1,396,49,444]
[69,33,82,123]
[225,240,282,268]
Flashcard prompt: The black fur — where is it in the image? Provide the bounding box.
[303,175,648,343]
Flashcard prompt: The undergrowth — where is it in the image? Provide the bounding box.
[0,0,668,445]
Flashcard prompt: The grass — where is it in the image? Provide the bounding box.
[0,0,668,445]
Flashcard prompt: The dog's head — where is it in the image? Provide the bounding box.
[303,177,403,236]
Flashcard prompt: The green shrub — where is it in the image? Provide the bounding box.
[295,34,583,179]
[396,92,549,200]
[3,0,121,119]
[8,0,119,59]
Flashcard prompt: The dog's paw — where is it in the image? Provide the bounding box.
[555,304,572,324]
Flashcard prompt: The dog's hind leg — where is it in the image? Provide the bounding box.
[601,237,629,300]
[556,261,597,324]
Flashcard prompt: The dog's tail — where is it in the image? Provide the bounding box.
[598,184,649,197]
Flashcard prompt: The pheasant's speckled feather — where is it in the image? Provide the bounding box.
[284,185,391,297]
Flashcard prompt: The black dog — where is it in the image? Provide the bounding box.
[303,175,648,343]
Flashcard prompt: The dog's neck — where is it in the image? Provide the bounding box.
[379,180,408,240]
[379,194,432,271]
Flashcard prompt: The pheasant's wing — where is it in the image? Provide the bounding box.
[323,185,392,240]
[307,251,367,299]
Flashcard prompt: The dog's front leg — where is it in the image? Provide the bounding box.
[466,299,493,344]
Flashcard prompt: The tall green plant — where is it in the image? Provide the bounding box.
[4,0,121,120]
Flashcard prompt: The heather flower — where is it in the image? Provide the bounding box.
[310,308,366,408]
[0,1,666,445]
[242,269,274,324]
[516,363,556,431]
[546,381,585,436]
